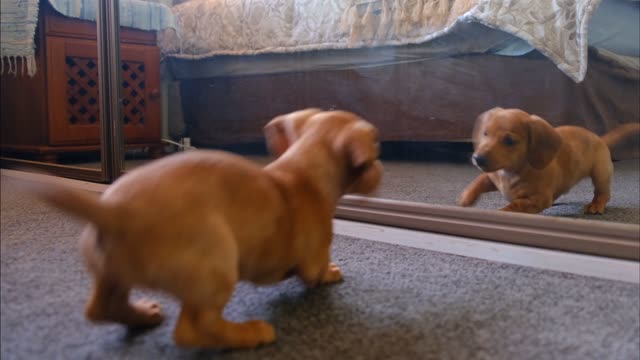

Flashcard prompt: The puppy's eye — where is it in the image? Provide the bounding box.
[483,131,488,137]
[503,136,516,146]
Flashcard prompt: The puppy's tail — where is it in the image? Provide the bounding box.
[601,123,640,148]
[27,181,121,232]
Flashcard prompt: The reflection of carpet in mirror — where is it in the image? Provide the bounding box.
[70,154,639,225]
[376,159,640,225]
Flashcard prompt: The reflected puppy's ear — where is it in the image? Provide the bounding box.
[264,108,322,157]
[527,115,562,169]
[334,120,383,195]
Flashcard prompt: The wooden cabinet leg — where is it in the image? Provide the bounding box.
[35,153,59,163]
[148,145,164,159]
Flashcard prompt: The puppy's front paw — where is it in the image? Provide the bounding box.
[320,263,343,284]
[501,199,546,214]
[457,190,477,207]
[584,202,605,215]
[501,203,530,213]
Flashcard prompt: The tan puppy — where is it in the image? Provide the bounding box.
[458,107,640,214]
[31,109,383,349]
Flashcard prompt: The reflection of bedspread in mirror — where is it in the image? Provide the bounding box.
[160,0,603,82]
[0,0,176,76]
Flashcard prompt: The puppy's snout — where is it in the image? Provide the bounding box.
[472,154,488,169]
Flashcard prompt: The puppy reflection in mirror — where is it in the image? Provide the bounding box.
[30,109,382,349]
[459,107,640,214]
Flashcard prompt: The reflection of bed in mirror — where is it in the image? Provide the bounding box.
[160,0,639,222]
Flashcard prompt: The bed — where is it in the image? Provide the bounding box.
[159,0,639,159]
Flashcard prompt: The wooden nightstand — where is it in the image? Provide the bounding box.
[1,2,162,162]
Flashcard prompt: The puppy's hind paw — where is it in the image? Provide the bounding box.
[86,296,164,329]
[246,320,276,346]
[174,318,275,349]
[320,263,343,284]
[129,299,164,328]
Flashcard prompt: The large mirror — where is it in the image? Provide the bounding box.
[152,0,638,227]
[0,0,168,181]
[0,1,113,181]
[5,0,636,229]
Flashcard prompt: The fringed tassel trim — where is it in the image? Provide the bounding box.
[1,55,37,77]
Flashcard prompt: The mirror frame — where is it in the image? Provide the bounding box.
[337,196,640,261]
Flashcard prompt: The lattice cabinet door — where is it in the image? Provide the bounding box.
[46,36,161,145]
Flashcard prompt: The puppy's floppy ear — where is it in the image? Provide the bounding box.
[347,160,383,195]
[264,108,321,157]
[527,115,562,169]
[335,121,379,168]
[335,121,382,195]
